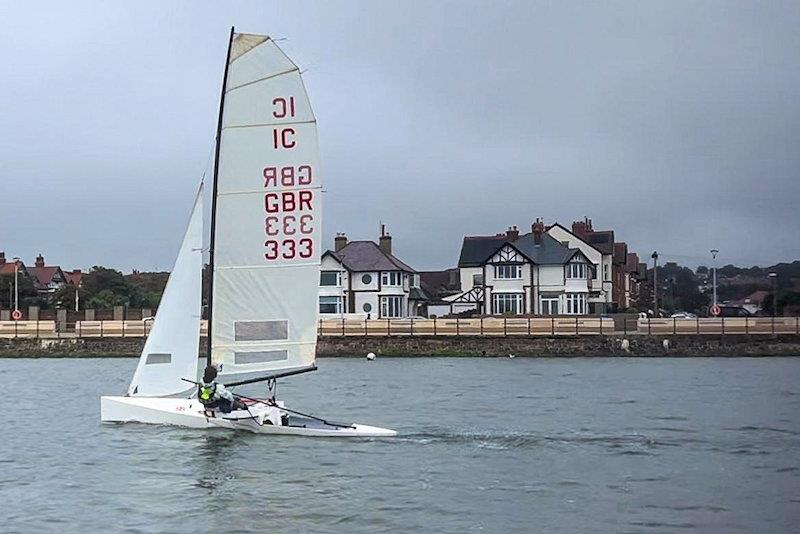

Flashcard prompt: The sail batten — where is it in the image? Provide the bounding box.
[210,32,321,379]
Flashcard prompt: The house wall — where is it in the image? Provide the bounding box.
[547,225,613,311]
[459,267,482,292]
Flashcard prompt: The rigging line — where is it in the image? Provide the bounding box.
[232,393,355,429]
[198,135,216,183]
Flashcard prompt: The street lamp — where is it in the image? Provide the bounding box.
[710,249,719,307]
[651,251,659,316]
[769,272,777,316]
[12,257,20,314]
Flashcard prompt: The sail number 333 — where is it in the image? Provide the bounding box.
[263,95,315,262]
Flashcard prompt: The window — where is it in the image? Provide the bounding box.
[381,272,402,286]
[473,273,484,286]
[380,296,404,318]
[566,262,587,279]
[363,302,372,313]
[320,271,341,287]
[565,293,587,315]
[361,274,373,285]
[492,293,523,315]
[495,264,522,279]
[409,274,419,287]
[603,264,609,281]
[319,296,343,314]
[540,295,559,315]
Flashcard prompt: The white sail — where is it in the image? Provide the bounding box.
[128,186,204,396]
[211,33,321,378]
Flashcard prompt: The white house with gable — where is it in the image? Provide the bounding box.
[443,222,593,315]
[546,223,614,313]
[319,231,426,318]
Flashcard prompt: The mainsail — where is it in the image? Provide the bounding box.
[128,186,204,396]
[209,32,321,379]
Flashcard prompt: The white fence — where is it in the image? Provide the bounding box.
[0,316,798,339]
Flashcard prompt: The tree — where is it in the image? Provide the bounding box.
[86,289,129,309]
[51,284,86,310]
[0,273,41,309]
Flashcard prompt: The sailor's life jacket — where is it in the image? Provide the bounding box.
[198,382,217,405]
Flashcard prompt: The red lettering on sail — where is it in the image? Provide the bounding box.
[272,97,295,119]
[272,128,296,149]
[263,165,313,188]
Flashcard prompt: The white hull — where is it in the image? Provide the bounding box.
[100,396,396,437]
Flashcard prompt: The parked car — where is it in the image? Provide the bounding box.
[670,312,697,319]
[716,306,752,317]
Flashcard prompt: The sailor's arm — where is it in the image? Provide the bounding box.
[215,383,235,402]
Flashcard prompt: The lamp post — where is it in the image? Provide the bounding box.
[710,249,719,307]
[651,251,659,316]
[12,257,20,314]
[769,272,777,316]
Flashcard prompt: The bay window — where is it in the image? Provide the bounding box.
[381,272,402,286]
[492,293,523,315]
[380,295,404,318]
[566,262,587,279]
[495,264,522,279]
[565,293,587,315]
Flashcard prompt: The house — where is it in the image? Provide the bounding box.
[625,253,646,308]
[319,230,426,318]
[64,269,83,287]
[0,252,27,278]
[546,221,614,313]
[444,221,593,315]
[419,268,461,317]
[27,254,67,296]
[547,217,637,312]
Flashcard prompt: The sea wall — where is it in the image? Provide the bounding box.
[1,335,799,358]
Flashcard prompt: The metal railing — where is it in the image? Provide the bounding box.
[1,317,798,339]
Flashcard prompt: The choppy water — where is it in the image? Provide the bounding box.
[2,357,799,533]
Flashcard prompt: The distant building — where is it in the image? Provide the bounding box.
[548,218,638,312]
[27,254,67,296]
[443,221,593,315]
[319,230,426,318]
[419,268,461,317]
[64,269,83,287]
[0,252,28,279]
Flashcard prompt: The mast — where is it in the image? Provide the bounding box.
[206,26,235,367]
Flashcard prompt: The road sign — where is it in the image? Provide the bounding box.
[11,309,22,320]
[710,304,721,317]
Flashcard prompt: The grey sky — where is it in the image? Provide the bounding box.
[2,1,799,272]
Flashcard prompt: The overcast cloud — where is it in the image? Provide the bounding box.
[1,1,799,272]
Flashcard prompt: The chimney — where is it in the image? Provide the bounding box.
[448,268,458,288]
[0,252,5,265]
[532,218,545,244]
[572,216,593,237]
[506,225,519,241]
[35,254,45,268]
[379,230,392,255]
[334,233,348,252]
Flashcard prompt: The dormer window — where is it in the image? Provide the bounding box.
[495,264,522,279]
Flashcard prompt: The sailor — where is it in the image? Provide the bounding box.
[197,365,247,413]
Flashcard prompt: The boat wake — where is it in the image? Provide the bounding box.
[399,429,661,451]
